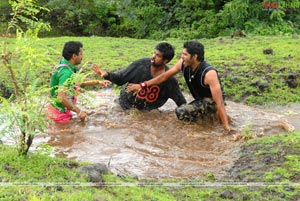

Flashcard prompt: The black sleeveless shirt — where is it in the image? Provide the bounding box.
[181,61,225,100]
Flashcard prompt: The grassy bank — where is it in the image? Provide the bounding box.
[1,35,300,105]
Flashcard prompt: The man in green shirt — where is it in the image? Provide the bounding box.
[47,41,110,123]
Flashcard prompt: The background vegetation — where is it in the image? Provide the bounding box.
[1,0,300,39]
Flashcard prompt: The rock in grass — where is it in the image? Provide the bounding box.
[78,163,109,183]
[263,48,273,55]
[220,190,234,199]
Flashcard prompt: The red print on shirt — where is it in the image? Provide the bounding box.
[137,85,160,103]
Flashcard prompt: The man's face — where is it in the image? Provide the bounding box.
[73,48,83,65]
[181,48,195,67]
[181,48,191,67]
[151,50,166,67]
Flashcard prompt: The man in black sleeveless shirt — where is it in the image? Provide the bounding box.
[92,42,186,111]
[126,41,231,131]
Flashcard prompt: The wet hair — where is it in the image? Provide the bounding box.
[155,42,175,63]
[183,41,204,62]
[62,41,83,60]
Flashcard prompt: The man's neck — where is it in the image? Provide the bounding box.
[192,61,201,71]
[69,60,76,66]
[150,64,166,77]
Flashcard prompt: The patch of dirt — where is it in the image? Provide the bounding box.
[225,104,300,183]
[226,140,300,182]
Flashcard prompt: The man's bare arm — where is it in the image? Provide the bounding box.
[80,80,111,87]
[205,70,230,131]
[57,88,87,121]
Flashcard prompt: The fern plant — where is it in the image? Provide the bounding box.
[0,0,53,155]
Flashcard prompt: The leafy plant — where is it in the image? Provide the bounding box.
[0,0,52,155]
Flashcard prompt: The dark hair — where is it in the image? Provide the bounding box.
[155,42,175,63]
[62,41,83,60]
[183,41,204,62]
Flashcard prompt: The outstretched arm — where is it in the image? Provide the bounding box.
[126,59,183,94]
[80,80,111,87]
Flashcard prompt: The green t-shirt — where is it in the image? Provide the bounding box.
[50,58,77,112]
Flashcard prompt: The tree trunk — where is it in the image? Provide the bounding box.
[19,131,34,156]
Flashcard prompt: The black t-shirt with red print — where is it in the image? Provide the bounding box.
[105,58,187,111]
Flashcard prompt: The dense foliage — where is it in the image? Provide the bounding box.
[1,0,300,39]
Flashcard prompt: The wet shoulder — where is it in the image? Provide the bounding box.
[202,61,216,71]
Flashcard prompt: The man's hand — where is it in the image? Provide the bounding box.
[91,64,108,78]
[126,83,141,95]
[223,126,238,135]
[98,80,112,87]
[76,110,87,121]
[224,125,231,132]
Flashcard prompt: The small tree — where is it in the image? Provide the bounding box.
[0,0,52,155]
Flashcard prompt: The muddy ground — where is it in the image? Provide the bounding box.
[31,88,300,180]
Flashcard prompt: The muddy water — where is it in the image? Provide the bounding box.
[38,88,298,179]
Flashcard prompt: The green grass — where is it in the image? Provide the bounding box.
[238,132,300,184]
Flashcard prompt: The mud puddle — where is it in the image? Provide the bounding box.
[35,88,298,179]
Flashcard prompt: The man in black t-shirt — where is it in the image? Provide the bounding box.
[92,42,186,111]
